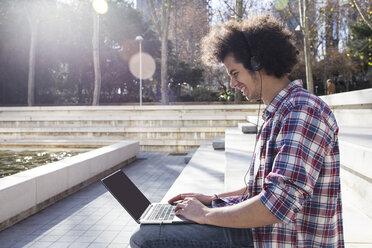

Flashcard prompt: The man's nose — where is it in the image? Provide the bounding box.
[230,78,238,88]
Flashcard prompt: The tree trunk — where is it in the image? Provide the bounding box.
[160,0,170,104]
[300,0,314,93]
[27,23,37,106]
[25,4,38,106]
[234,0,243,103]
[92,13,101,106]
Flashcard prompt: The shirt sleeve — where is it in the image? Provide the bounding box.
[259,104,331,224]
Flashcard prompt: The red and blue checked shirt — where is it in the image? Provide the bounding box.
[215,80,344,247]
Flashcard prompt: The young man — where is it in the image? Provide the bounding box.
[131,14,344,248]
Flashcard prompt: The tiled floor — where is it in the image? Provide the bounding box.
[0,152,186,248]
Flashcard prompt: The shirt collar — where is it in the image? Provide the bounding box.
[262,79,303,121]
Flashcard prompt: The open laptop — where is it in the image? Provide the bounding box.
[101,169,193,224]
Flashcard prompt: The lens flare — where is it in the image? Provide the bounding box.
[274,0,288,11]
[92,0,108,15]
[129,52,156,80]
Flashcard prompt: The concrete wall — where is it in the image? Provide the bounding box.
[0,140,139,231]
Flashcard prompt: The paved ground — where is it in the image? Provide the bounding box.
[0,152,186,248]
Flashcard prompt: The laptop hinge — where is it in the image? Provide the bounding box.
[139,204,153,221]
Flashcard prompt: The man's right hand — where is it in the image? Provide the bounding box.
[168,193,215,206]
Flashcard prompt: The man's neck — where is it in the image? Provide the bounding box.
[261,74,291,105]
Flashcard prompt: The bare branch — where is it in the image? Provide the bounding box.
[148,0,162,35]
[222,0,239,17]
[353,0,372,31]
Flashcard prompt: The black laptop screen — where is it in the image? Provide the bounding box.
[101,170,151,222]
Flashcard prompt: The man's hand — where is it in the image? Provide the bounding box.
[168,193,214,206]
[174,197,210,224]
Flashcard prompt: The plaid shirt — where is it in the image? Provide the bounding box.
[215,80,344,247]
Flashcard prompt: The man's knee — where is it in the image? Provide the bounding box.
[130,226,159,248]
[129,229,141,248]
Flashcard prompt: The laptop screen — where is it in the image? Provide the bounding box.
[101,170,151,222]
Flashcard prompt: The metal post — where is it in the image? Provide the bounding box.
[136,36,143,106]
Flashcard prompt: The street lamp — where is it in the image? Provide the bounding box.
[135,36,143,106]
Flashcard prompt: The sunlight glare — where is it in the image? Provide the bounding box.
[129,52,156,80]
[92,0,108,15]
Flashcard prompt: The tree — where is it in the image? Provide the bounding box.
[169,1,209,66]
[348,17,372,83]
[299,0,315,93]
[148,0,171,104]
[24,1,44,106]
[234,0,243,104]
[92,13,101,106]
[167,55,203,100]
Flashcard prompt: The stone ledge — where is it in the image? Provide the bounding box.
[0,140,140,231]
[161,141,225,202]
[225,127,256,192]
[332,109,372,127]
[320,88,372,107]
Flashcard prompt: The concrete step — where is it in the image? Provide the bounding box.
[184,148,197,164]
[0,126,225,140]
[212,136,225,150]
[341,187,372,246]
[0,138,202,153]
[0,118,244,128]
[246,115,264,127]
[238,122,257,133]
[332,109,372,128]
[224,127,256,192]
[0,105,259,118]
[0,105,260,153]
[162,141,226,202]
[139,139,202,152]
[338,126,372,219]
[0,114,248,121]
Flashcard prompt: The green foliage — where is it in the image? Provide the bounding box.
[191,87,218,102]
[218,87,234,102]
[167,55,204,101]
[348,20,372,71]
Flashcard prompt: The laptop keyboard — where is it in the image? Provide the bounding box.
[148,204,175,221]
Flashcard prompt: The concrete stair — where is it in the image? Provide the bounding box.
[0,105,258,152]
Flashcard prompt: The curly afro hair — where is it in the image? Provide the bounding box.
[201,14,298,78]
